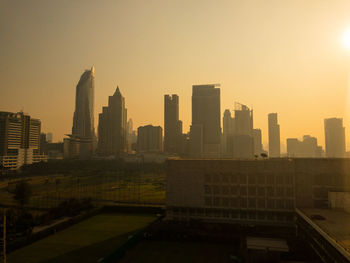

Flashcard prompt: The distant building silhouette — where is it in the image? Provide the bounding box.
[190,84,221,158]
[137,125,163,152]
[65,67,96,159]
[72,67,95,139]
[46,132,53,143]
[164,94,182,154]
[268,113,280,157]
[0,111,47,170]
[222,103,262,158]
[324,118,345,158]
[126,118,137,152]
[97,87,128,157]
[40,133,47,155]
[252,128,263,156]
[287,135,323,157]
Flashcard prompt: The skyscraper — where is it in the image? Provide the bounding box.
[286,135,323,157]
[0,111,47,169]
[252,128,263,156]
[268,113,280,157]
[190,84,221,158]
[223,103,255,158]
[72,67,95,138]
[66,67,96,159]
[126,118,137,152]
[324,118,345,158]
[137,125,163,152]
[164,94,182,154]
[97,87,128,157]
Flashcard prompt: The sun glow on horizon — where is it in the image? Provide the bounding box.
[342,28,350,50]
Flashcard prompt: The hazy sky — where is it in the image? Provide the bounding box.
[2,0,350,150]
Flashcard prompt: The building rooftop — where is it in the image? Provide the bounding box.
[297,208,350,260]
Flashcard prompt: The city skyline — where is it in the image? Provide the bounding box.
[2,0,350,150]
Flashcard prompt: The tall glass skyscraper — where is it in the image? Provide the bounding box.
[72,67,95,138]
[65,67,95,159]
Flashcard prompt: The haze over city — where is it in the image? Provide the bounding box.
[2,0,350,149]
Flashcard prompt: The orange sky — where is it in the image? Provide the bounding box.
[2,0,350,151]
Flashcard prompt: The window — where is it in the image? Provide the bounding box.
[231,174,238,183]
[222,197,230,207]
[204,185,211,195]
[248,174,256,184]
[222,186,229,195]
[240,174,247,184]
[266,174,274,184]
[205,197,212,206]
[231,186,238,195]
[267,186,274,197]
[213,197,221,206]
[258,198,265,208]
[286,187,293,197]
[248,186,256,196]
[212,174,220,183]
[285,199,294,209]
[213,185,220,195]
[248,198,256,208]
[276,199,284,209]
[240,186,247,196]
[276,175,283,184]
[240,198,247,208]
[222,174,230,183]
[231,197,239,207]
[205,174,211,183]
[276,187,284,197]
[267,199,275,209]
[258,187,265,196]
[257,174,265,184]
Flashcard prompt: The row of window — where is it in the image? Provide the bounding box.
[204,196,294,209]
[170,207,294,222]
[204,173,294,185]
[204,185,294,197]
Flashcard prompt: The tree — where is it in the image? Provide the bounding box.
[260,153,268,159]
[13,181,32,207]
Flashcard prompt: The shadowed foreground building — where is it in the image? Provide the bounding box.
[0,111,47,170]
[97,87,128,157]
[166,158,350,225]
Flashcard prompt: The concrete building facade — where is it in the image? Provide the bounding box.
[166,158,350,226]
[0,111,47,170]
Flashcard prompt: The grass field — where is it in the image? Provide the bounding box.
[7,213,157,263]
[119,240,239,263]
[0,171,165,209]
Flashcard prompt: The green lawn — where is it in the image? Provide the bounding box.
[7,213,156,263]
[119,240,239,263]
[0,172,165,209]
